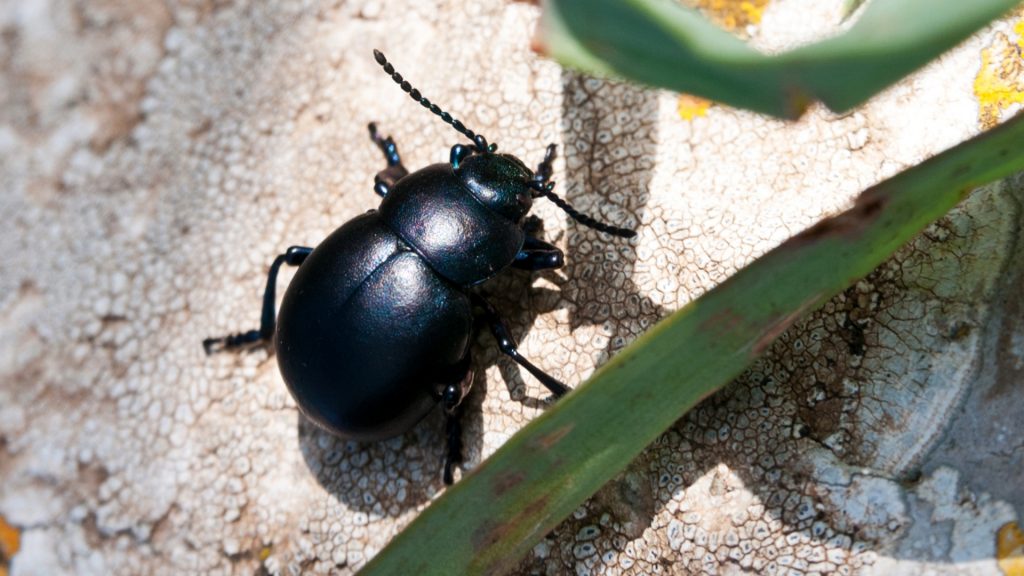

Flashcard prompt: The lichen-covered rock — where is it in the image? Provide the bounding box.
[0,1,1021,575]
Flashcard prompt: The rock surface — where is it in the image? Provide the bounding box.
[0,1,1022,575]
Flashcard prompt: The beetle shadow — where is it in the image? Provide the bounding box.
[295,363,487,515]
[557,71,668,390]
[541,72,861,565]
[517,72,669,539]
[544,71,906,572]
[470,71,673,411]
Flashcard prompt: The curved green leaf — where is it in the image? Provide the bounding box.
[539,0,1021,118]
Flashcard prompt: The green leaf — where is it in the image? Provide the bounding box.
[359,111,1024,576]
[538,0,1021,118]
[842,0,869,21]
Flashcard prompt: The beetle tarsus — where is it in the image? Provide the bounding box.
[368,122,403,167]
[442,403,463,485]
[443,426,460,484]
[533,143,557,185]
[202,329,267,355]
[368,122,408,196]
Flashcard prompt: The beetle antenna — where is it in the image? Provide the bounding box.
[529,180,637,238]
[373,49,495,154]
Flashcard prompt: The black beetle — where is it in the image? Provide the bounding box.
[204,50,636,484]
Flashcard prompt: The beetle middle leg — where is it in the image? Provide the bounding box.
[203,245,313,354]
[368,122,408,197]
[469,292,570,398]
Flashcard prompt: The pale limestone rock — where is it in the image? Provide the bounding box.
[0,1,1021,575]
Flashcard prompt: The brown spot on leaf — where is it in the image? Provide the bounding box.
[790,187,889,246]
[752,297,823,356]
[493,470,525,497]
[698,307,746,339]
[531,424,574,450]
[472,496,550,554]
[782,86,814,121]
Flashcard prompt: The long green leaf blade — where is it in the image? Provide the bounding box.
[539,0,1020,118]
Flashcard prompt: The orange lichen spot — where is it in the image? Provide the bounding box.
[973,17,1024,129]
[678,94,713,120]
[0,515,20,576]
[688,0,769,31]
[998,522,1024,576]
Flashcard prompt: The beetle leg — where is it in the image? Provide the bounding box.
[203,245,313,354]
[368,122,408,197]
[512,236,565,271]
[442,401,462,485]
[533,143,557,185]
[440,367,472,484]
[469,292,570,398]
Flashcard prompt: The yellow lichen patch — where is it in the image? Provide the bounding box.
[678,93,714,120]
[973,18,1024,129]
[0,515,20,576]
[998,522,1024,576]
[687,0,769,32]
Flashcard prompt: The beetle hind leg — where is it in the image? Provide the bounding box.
[368,122,408,197]
[440,355,474,485]
[203,246,312,354]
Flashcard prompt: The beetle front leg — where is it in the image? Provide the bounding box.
[203,245,313,354]
[470,292,570,398]
[512,236,564,271]
[368,122,408,197]
[533,143,557,185]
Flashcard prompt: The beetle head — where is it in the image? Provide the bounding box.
[451,146,534,222]
[374,49,637,238]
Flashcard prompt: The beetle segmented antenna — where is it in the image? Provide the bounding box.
[529,180,637,238]
[373,49,494,153]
